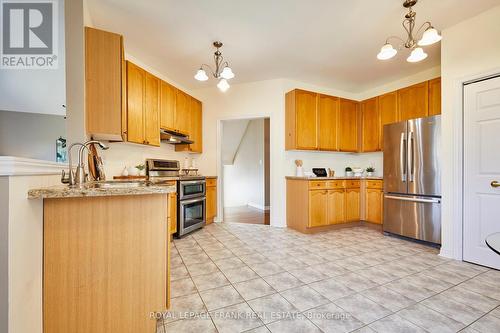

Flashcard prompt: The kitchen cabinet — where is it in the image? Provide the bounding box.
[126,61,160,146]
[318,94,339,151]
[379,91,399,149]
[428,77,441,116]
[85,27,126,141]
[327,189,345,224]
[174,90,191,135]
[160,80,177,132]
[176,97,203,153]
[361,97,380,152]
[309,190,328,227]
[364,180,384,224]
[339,98,359,152]
[398,81,429,121]
[206,177,217,224]
[287,178,383,233]
[286,89,318,150]
[166,181,177,235]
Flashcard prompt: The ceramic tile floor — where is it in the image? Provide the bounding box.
[159,223,500,333]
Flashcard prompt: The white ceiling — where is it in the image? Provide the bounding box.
[86,0,500,93]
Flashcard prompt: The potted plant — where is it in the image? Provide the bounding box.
[345,167,354,177]
[366,166,375,177]
[135,164,146,176]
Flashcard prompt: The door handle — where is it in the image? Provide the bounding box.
[400,132,407,182]
[408,131,414,182]
[491,181,500,188]
[385,195,441,204]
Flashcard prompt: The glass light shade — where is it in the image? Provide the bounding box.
[377,43,397,60]
[418,27,442,46]
[194,68,209,81]
[220,66,235,79]
[217,78,230,92]
[407,47,428,62]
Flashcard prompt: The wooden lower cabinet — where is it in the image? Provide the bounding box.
[287,178,384,233]
[166,182,177,234]
[206,177,217,224]
[345,188,360,221]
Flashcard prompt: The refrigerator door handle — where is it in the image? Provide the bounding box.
[385,195,441,204]
[408,131,415,182]
[400,132,407,182]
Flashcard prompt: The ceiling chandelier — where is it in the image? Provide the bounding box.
[377,0,442,63]
[194,41,235,92]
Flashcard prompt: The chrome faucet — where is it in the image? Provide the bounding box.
[61,140,109,186]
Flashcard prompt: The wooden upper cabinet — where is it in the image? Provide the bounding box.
[398,81,429,121]
[428,77,441,116]
[379,91,399,149]
[176,97,203,153]
[85,27,125,141]
[126,61,146,144]
[338,98,359,152]
[318,94,339,151]
[360,97,380,152]
[144,72,160,146]
[285,89,318,150]
[175,90,191,135]
[160,81,177,131]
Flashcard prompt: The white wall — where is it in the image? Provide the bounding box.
[223,119,266,209]
[440,4,500,259]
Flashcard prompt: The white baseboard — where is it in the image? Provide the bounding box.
[247,202,270,211]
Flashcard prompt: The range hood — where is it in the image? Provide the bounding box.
[160,129,194,145]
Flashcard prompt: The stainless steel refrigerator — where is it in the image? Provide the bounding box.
[383,115,441,244]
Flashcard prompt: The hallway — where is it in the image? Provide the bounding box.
[224,206,270,225]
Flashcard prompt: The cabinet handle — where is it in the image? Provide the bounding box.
[491,181,500,188]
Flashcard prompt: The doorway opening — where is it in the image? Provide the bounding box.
[220,117,270,225]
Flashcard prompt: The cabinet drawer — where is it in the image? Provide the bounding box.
[309,181,328,190]
[206,178,217,187]
[345,180,360,188]
[366,180,383,189]
[326,180,345,189]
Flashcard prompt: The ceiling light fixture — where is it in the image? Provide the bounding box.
[377,0,442,63]
[194,41,235,92]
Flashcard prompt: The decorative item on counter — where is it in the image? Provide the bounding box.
[127,166,139,176]
[184,157,191,170]
[56,137,67,163]
[345,167,354,177]
[328,168,335,177]
[366,166,375,177]
[352,167,364,177]
[135,164,146,176]
[121,166,129,176]
[295,160,304,177]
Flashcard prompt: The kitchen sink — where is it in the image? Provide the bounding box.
[86,180,150,189]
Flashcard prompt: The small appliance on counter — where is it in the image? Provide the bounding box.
[146,158,206,238]
[312,168,328,177]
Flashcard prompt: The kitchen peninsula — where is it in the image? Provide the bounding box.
[29,183,175,333]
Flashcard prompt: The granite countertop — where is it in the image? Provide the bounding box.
[28,182,176,199]
[286,176,383,180]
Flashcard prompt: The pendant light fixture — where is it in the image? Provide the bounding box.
[194,41,235,92]
[377,0,442,63]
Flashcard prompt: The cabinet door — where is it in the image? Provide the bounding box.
[160,81,177,131]
[361,97,380,152]
[428,77,441,116]
[365,189,383,224]
[176,97,203,153]
[379,91,398,149]
[168,192,177,234]
[327,189,345,224]
[175,90,191,134]
[126,61,145,144]
[85,27,123,140]
[295,90,318,150]
[318,94,339,151]
[398,81,429,121]
[308,190,328,227]
[345,188,360,221]
[339,99,359,152]
[206,186,217,224]
[144,73,160,146]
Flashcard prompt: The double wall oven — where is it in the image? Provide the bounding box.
[146,159,206,237]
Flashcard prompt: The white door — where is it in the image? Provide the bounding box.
[464,75,500,269]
